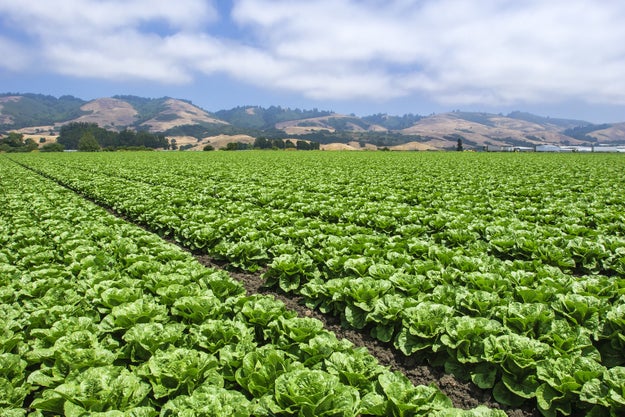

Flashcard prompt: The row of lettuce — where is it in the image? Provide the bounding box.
[0,157,503,416]
[10,151,625,416]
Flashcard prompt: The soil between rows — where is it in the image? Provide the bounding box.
[195,256,539,417]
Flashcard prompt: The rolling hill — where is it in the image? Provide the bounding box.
[1,93,624,150]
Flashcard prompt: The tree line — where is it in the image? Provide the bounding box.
[0,132,40,152]
[250,137,320,150]
[57,122,170,150]
[213,138,320,151]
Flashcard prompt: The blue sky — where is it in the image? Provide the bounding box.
[1,0,625,123]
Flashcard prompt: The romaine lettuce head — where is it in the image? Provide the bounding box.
[325,349,385,390]
[235,346,301,397]
[0,353,30,409]
[160,385,251,417]
[378,372,453,417]
[137,347,222,399]
[30,365,151,414]
[121,322,186,362]
[273,369,360,417]
[580,366,625,410]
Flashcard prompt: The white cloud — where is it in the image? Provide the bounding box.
[231,0,625,105]
[232,0,418,62]
[410,1,625,104]
[0,0,214,33]
[46,31,194,83]
[0,0,217,82]
[0,36,30,70]
[1,0,625,107]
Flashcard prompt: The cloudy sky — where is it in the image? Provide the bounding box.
[1,0,624,122]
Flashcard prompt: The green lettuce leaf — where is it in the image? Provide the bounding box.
[580,366,625,409]
[441,316,504,364]
[273,369,361,417]
[378,372,452,417]
[137,347,222,399]
[100,298,168,331]
[160,385,251,417]
[188,319,255,354]
[0,353,30,408]
[325,348,385,390]
[121,322,186,362]
[171,293,223,323]
[30,366,151,414]
[235,346,299,397]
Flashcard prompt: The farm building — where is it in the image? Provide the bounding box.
[535,145,564,152]
[485,145,515,152]
[592,146,625,152]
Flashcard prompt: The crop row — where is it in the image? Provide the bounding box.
[18,152,625,277]
[11,151,625,416]
[0,157,502,416]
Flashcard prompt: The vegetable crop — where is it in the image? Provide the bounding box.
[7,150,625,416]
[0,156,506,416]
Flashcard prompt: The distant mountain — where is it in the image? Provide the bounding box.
[1,93,624,150]
[0,93,88,127]
[67,97,139,128]
[361,113,424,130]
[214,106,333,129]
[505,111,588,129]
[0,94,227,132]
[582,122,625,143]
[397,111,593,150]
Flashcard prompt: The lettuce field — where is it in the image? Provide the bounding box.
[2,151,625,417]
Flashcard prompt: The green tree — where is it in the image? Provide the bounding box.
[225,142,250,150]
[78,132,100,152]
[58,122,97,149]
[0,132,38,152]
[456,138,463,151]
[24,138,38,151]
[3,132,25,147]
[203,144,215,151]
[254,137,272,149]
[118,129,136,147]
[40,142,65,152]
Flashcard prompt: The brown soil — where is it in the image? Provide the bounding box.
[194,256,539,417]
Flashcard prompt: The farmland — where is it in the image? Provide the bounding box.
[1,154,511,417]
[3,150,625,416]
